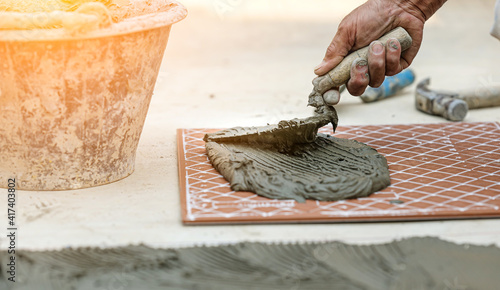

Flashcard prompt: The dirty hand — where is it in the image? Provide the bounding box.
[314,0,447,105]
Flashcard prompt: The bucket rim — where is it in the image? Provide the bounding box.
[0,0,187,42]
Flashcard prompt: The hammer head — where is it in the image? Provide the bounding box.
[415,78,468,121]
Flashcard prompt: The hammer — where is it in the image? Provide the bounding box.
[415,78,500,121]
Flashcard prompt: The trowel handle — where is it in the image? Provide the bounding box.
[325,27,413,88]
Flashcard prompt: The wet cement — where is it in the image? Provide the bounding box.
[1,237,499,289]
[204,109,390,202]
[205,133,390,203]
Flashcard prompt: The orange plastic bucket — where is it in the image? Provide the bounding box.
[0,1,187,190]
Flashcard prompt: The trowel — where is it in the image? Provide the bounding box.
[205,27,413,150]
[307,27,413,118]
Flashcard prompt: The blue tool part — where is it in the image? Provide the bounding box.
[360,69,416,103]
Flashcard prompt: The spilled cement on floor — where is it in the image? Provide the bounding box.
[1,237,499,289]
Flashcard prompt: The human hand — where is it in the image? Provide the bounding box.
[313,0,445,105]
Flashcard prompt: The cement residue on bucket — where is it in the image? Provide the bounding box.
[0,0,187,190]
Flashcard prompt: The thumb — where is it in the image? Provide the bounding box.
[314,26,354,76]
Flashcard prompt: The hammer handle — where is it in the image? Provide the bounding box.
[326,27,413,87]
[457,87,500,109]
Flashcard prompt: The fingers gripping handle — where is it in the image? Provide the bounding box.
[314,27,413,94]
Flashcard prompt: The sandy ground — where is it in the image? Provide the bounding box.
[1,0,500,251]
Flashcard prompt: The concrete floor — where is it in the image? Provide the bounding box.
[1,0,500,251]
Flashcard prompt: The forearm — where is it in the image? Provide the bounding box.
[391,0,448,21]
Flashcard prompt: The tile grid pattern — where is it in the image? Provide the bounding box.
[179,122,500,223]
